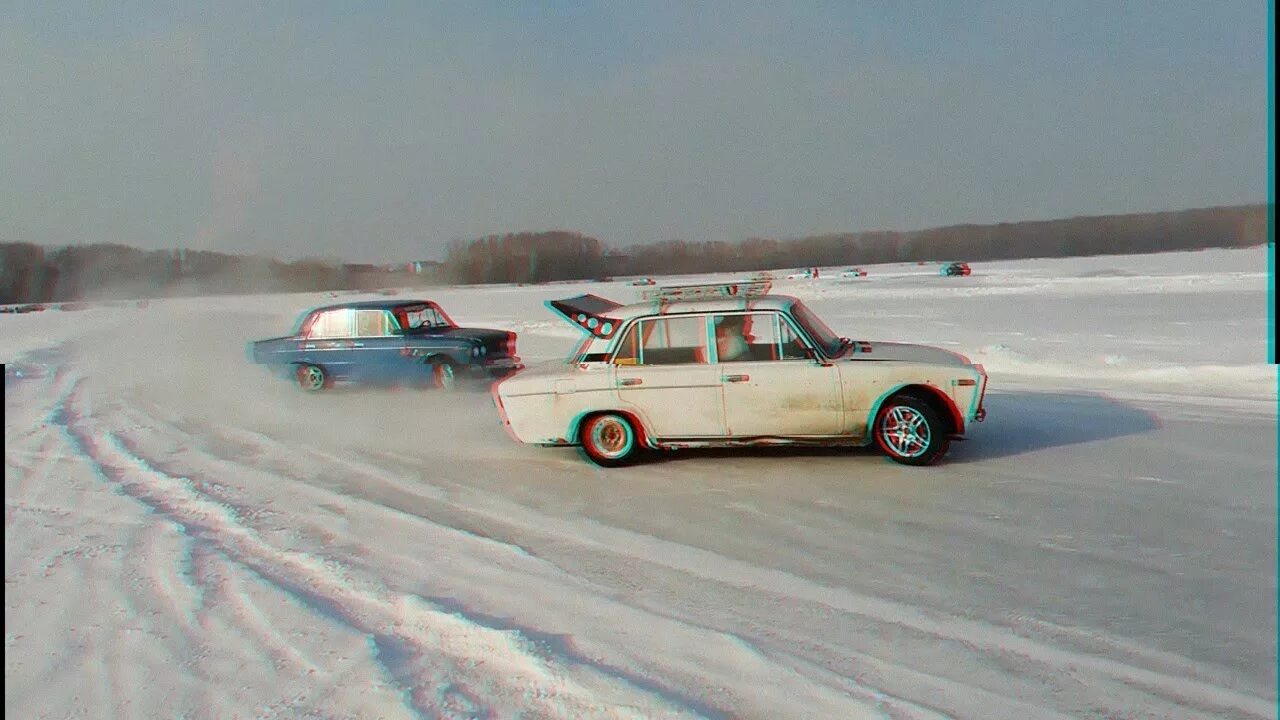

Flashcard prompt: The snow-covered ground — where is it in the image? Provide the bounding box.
[4,246,1276,719]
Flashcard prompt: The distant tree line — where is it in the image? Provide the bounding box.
[0,243,438,305]
[0,203,1268,304]
[445,203,1268,283]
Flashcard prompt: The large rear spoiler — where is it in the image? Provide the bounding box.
[546,294,624,339]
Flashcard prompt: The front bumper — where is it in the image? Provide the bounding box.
[974,366,988,422]
[471,357,523,378]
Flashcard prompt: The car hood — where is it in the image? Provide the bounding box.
[843,341,973,367]
[405,326,500,339]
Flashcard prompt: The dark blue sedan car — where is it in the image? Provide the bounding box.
[250,300,521,391]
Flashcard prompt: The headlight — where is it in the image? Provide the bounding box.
[480,346,487,355]
[472,346,481,357]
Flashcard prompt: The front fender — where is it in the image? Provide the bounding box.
[866,384,965,437]
[409,342,474,365]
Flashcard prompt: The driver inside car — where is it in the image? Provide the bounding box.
[714,315,751,362]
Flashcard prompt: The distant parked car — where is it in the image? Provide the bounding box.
[629,277,657,286]
[494,281,987,467]
[251,300,520,391]
[941,262,972,277]
[0,303,47,314]
[840,268,867,278]
[785,267,821,280]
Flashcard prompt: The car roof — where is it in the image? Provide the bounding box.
[609,294,797,321]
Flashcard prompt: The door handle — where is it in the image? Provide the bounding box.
[619,378,643,386]
[722,374,750,383]
[303,344,316,350]
[352,342,364,348]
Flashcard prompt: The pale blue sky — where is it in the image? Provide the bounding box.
[1,1,1269,262]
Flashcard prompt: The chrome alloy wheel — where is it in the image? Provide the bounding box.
[879,405,930,458]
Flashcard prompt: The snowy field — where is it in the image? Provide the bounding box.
[4,246,1276,719]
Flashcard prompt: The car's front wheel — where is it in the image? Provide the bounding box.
[580,413,641,467]
[873,394,949,466]
[296,363,329,392]
[429,358,456,390]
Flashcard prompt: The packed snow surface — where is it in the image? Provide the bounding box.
[5,247,1276,719]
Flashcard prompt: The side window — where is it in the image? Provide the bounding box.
[776,316,813,360]
[308,309,354,339]
[613,316,709,365]
[712,312,811,362]
[402,306,447,329]
[355,309,394,337]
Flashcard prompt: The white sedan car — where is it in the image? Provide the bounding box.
[493,282,987,467]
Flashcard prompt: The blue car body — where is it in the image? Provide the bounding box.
[250,299,520,389]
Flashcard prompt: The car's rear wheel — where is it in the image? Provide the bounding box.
[296,363,329,392]
[430,358,456,390]
[580,413,640,467]
[873,394,949,466]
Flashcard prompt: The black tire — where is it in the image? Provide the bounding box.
[873,394,950,466]
[296,363,329,392]
[429,358,457,391]
[580,413,641,467]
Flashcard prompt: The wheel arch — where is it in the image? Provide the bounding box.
[568,409,653,449]
[291,360,329,375]
[866,384,964,437]
[421,351,454,366]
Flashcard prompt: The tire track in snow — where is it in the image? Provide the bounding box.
[110,401,1273,719]
[48,379,710,720]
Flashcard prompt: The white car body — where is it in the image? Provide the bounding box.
[493,283,987,465]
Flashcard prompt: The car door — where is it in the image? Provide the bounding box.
[351,308,410,383]
[301,308,358,379]
[612,314,726,438]
[716,311,844,437]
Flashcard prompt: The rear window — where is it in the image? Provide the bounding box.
[308,309,354,339]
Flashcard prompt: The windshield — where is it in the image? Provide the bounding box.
[790,300,846,357]
[401,304,453,330]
